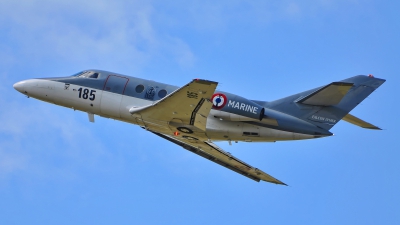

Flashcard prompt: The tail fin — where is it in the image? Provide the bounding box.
[267,75,386,130]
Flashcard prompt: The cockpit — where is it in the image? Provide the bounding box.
[73,71,99,79]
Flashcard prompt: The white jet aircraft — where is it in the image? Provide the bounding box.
[14,70,385,185]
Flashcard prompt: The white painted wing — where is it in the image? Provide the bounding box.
[152,132,287,185]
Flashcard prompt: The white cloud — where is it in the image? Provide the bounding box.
[0,0,196,71]
[0,0,364,75]
[164,37,196,67]
[152,0,366,30]
[0,83,125,181]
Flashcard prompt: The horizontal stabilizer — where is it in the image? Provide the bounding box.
[296,82,353,106]
[342,113,381,130]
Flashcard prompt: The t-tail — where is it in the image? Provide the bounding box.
[265,75,386,131]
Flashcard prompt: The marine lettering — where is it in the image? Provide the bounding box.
[226,100,258,114]
[228,100,235,107]
[253,107,258,114]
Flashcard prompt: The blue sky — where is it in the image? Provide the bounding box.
[1,1,399,224]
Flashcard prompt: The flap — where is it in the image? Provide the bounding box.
[190,98,213,131]
[342,113,381,130]
[296,82,354,106]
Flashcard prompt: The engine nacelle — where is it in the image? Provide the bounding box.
[211,92,265,121]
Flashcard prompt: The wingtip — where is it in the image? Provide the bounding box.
[266,179,287,186]
[364,126,382,130]
[278,181,288,186]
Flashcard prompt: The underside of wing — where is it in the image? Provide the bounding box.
[152,131,287,185]
[130,79,218,131]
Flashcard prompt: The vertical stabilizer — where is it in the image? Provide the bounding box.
[266,75,385,130]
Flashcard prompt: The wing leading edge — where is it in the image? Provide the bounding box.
[152,132,287,185]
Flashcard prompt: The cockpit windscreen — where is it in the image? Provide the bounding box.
[73,71,99,79]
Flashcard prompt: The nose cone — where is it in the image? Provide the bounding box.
[13,81,26,94]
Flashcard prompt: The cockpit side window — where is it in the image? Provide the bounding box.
[89,73,99,78]
[73,71,99,79]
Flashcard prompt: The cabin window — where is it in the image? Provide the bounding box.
[135,84,144,93]
[158,89,167,98]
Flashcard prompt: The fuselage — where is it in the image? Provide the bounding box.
[13,70,331,143]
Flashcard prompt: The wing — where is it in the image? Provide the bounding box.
[130,79,218,132]
[152,131,287,185]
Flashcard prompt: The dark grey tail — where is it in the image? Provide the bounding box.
[266,75,386,130]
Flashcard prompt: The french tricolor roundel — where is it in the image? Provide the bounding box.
[211,93,227,109]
